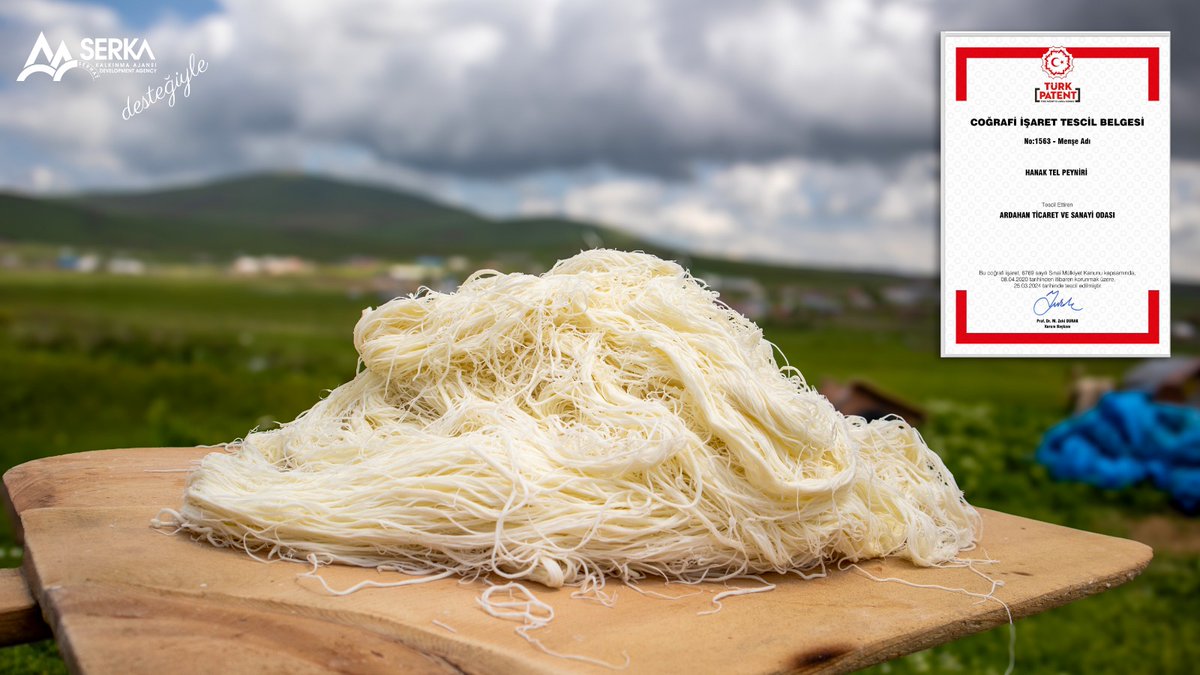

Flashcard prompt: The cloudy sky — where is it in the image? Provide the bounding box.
[1,0,1197,276]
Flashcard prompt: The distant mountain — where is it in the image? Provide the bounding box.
[0,172,912,286]
[487,216,676,261]
[0,187,454,261]
[6,172,668,263]
[72,173,485,236]
[0,193,225,254]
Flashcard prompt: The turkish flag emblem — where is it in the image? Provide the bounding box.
[1041,47,1074,78]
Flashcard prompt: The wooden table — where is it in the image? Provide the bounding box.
[1,448,1153,674]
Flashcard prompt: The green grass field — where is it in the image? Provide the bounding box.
[0,269,1196,674]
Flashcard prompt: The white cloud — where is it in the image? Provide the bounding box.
[703,0,931,142]
[558,155,938,273]
[0,0,1195,278]
[0,0,942,184]
[551,156,1200,278]
[711,162,811,220]
[518,195,558,216]
[658,201,737,237]
[0,0,119,34]
[871,154,936,223]
[3,0,1198,185]
[564,179,663,228]
[28,165,66,192]
[1172,160,1200,280]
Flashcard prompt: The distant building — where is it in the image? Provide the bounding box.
[57,249,100,273]
[263,256,313,276]
[231,255,262,275]
[230,255,314,276]
[1069,371,1116,413]
[373,277,422,302]
[799,291,842,315]
[389,256,449,283]
[846,287,875,310]
[431,277,460,293]
[388,263,426,282]
[416,255,447,276]
[881,283,933,308]
[778,285,843,317]
[75,254,100,273]
[1173,321,1197,341]
[819,379,926,426]
[707,274,768,321]
[107,257,146,275]
[1124,358,1200,407]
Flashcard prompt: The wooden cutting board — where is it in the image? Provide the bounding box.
[3,447,1152,674]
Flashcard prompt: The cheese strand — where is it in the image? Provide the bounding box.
[165,249,978,592]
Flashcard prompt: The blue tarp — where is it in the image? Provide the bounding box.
[1036,391,1200,513]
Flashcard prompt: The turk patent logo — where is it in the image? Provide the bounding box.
[1036,47,1079,102]
[17,32,78,82]
[16,31,156,82]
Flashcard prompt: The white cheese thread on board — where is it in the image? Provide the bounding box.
[154,249,983,667]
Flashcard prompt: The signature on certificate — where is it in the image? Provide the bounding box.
[1032,290,1083,316]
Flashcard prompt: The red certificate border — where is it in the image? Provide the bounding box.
[955,290,1160,344]
[954,47,1160,101]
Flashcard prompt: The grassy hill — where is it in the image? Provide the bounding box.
[71,173,485,239]
[1,172,928,291]
[0,193,192,254]
[53,173,672,264]
[0,173,669,265]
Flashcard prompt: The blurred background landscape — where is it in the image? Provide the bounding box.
[1,0,1199,673]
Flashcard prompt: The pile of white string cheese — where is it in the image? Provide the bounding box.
[160,249,979,657]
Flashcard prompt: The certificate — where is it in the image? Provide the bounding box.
[940,32,1170,357]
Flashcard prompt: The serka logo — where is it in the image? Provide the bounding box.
[17,32,78,82]
[1041,47,1074,78]
[16,32,156,83]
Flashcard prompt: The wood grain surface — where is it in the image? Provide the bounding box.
[3,447,1153,674]
[0,568,50,646]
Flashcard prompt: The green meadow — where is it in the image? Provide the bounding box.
[0,269,1196,674]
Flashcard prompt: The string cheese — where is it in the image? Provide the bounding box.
[162,249,978,596]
